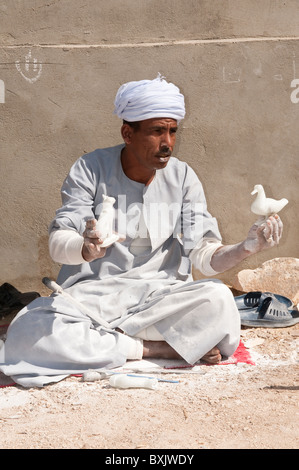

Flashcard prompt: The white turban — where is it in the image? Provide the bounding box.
[113,73,185,123]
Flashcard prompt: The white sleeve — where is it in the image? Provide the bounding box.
[49,230,86,265]
[189,237,223,276]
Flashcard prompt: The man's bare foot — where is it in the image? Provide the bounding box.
[200,347,222,364]
[142,341,222,364]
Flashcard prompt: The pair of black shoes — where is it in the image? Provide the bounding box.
[235,291,299,328]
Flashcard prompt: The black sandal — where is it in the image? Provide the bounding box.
[235,291,293,310]
[0,283,40,318]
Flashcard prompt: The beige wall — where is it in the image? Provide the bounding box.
[0,0,298,294]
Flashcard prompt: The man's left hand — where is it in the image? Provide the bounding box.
[244,214,283,254]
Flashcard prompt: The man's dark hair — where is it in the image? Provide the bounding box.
[123,120,140,131]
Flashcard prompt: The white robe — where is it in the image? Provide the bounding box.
[0,144,240,387]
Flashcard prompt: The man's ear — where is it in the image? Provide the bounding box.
[121,123,134,144]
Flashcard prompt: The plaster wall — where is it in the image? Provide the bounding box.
[0,0,298,293]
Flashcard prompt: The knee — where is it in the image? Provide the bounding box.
[206,280,235,303]
[206,281,239,319]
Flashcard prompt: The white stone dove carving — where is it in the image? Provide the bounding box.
[250,184,288,218]
[95,195,120,247]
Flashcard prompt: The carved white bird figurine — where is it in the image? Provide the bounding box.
[95,195,120,247]
[250,184,288,218]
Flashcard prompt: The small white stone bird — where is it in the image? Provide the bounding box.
[250,184,288,218]
[95,194,120,247]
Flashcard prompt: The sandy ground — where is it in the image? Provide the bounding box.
[0,316,298,450]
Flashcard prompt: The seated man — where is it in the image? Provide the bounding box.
[0,74,283,387]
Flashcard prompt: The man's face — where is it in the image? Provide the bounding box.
[122,118,178,172]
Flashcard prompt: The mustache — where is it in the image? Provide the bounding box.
[156,151,172,157]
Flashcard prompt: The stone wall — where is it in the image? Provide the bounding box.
[0,0,298,293]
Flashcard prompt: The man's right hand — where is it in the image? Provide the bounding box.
[82,219,107,262]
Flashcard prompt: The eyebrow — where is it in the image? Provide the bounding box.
[149,125,178,131]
